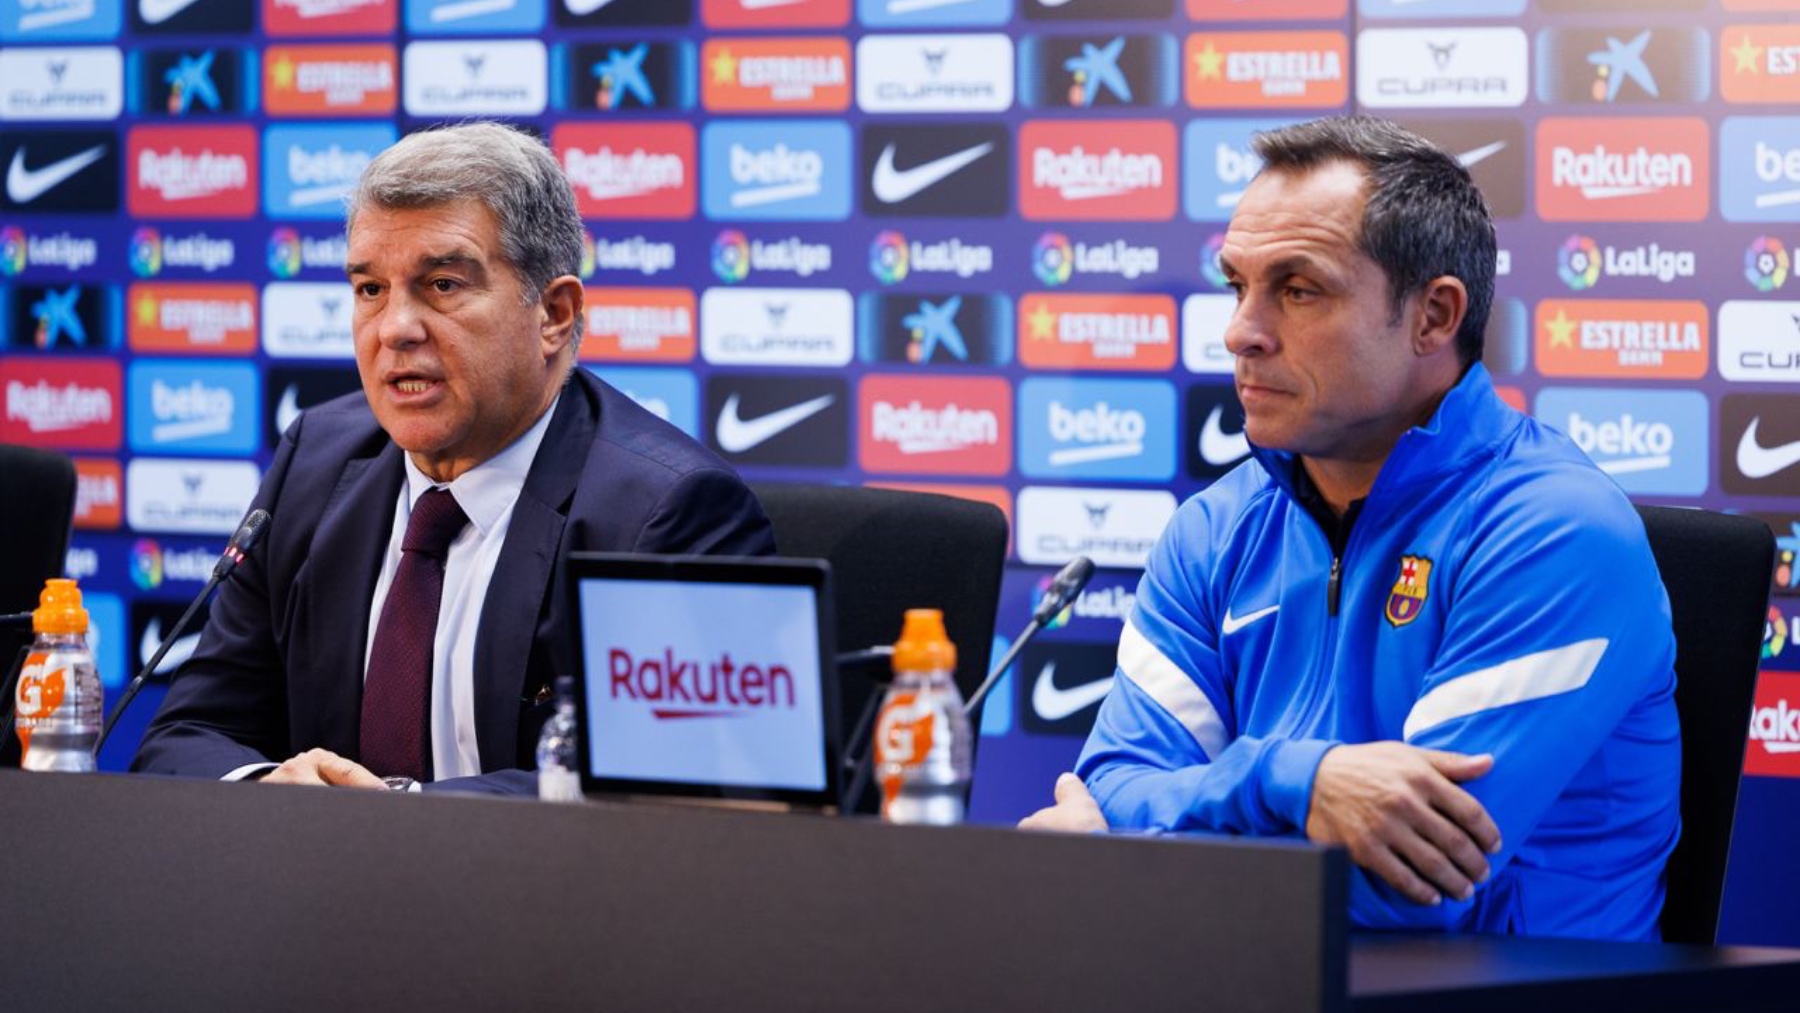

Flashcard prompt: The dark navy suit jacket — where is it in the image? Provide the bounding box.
[132,369,774,793]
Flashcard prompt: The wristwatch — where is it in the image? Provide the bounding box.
[382,776,418,792]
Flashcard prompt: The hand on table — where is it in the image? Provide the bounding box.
[1018,772,1108,834]
[261,748,387,789]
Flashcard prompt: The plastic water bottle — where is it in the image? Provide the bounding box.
[14,579,102,773]
[874,609,971,825]
[536,676,581,803]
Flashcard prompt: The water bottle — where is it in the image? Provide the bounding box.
[874,609,971,825]
[14,579,102,773]
[536,676,582,803]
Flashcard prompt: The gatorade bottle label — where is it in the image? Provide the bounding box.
[875,691,936,810]
[14,651,68,753]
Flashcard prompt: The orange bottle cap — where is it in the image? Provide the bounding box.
[892,608,955,672]
[33,578,88,635]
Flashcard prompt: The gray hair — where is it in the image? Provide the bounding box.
[1252,116,1495,367]
[347,121,585,351]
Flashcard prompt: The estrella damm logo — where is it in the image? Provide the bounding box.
[701,37,850,112]
[1184,31,1348,109]
[1385,555,1432,628]
[1722,25,1800,105]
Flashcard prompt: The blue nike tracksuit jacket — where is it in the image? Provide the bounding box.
[1077,364,1681,940]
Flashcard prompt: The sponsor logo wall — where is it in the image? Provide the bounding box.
[4,0,1800,947]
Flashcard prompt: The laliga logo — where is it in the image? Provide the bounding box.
[711,229,750,284]
[131,538,164,591]
[579,231,596,279]
[0,227,26,277]
[608,647,796,719]
[268,228,303,279]
[1034,231,1073,286]
[869,229,909,285]
[1767,604,1791,661]
[1558,234,1601,291]
[130,227,163,278]
[1033,573,1074,629]
[1747,236,1790,293]
[1200,232,1228,290]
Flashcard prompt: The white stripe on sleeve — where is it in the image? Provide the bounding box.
[1403,638,1608,741]
[1116,616,1230,761]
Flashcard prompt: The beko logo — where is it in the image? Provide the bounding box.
[0,46,123,120]
[261,282,354,358]
[1356,28,1528,108]
[702,120,850,221]
[856,34,1014,113]
[1537,387,1707,495]
[699,288,853,367]
[129,362,257,454]
[1721,118,1800,224]
[264,124,393,219]
[1719,301,1800,382]
[403,40,546,116]
[1016,485,1174,568]
[1019,377,1175,481]
[126,458,260,535]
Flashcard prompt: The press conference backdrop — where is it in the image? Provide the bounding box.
[1,0,1796,943]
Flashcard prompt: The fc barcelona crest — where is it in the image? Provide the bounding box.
[1385,555,1432,628]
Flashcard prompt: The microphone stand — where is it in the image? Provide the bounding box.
[835,646,892,814]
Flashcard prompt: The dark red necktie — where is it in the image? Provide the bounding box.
[360,487,468,781]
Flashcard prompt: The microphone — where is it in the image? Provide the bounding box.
[96,508,271,753]
[0,611,31,627]
[962,556,1094,716]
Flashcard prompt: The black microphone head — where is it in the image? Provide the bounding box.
[235,508,271,553]
[1033,556,1096,624]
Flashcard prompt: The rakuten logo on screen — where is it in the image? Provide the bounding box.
[1746,670,1800,777]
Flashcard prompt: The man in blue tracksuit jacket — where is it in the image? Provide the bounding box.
[1022,117,1680,941]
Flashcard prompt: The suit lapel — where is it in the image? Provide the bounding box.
[292,445,404,758]
[471,380,597,769]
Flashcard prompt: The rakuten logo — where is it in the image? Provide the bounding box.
[1536,117,1709,221]
[128,125,258,218]
[555,124,694,219]
[1020,121,1176,220]
[859,374,1010,475]
[1745,672,1800,777]
[0,359,120,450]
[608,647,795,720]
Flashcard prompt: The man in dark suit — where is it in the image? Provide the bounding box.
[133,122,773,794]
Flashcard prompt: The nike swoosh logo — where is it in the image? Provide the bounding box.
[1031,661,1114,723]
[871,142,993,204]
[715,393,835,453]
[563,0,620,13]
[1456,140,1507,168]
[1737,417,1800,480]
[1198,405,1250,467]
[6,145,106,204]
[140,618,202,677]
[276,385,302,436]
[139,0,204,24]
[1220,604,1278,636]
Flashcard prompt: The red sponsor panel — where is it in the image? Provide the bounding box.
[1721,25,1800,103]
[71,457,122,530]
[581,287,697,363]
[263,0,396,36]
[554,123,696,220]
[858,375,1012,477]
[1746,670,1800,777]
[0,358,122,452]
[871,481,1014,554]
[127,125,259,220]
[702,0,849,28]
[128,283,259,355]
[1185,31,1349,109]
[264,44,399,116]
[1187,0,1345,20]
[1494,386,1527,412]
[1535,118,1710,222]
[701,37,852,112]
[1534,299,1709,380]
[1019,120,1178,222]
[1018,293,1178,371]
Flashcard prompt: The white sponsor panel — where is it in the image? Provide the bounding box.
[403,40,547,116]
[1355,28,1528,109]
[700,288,852,367]
[126,458,260,535]
[262,282,355,358]
[1017,485,1175,569]
[1719,300,1800,383]
[1182,294,1235,375]
[0,47,123,120]
[855,34,1013,113]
